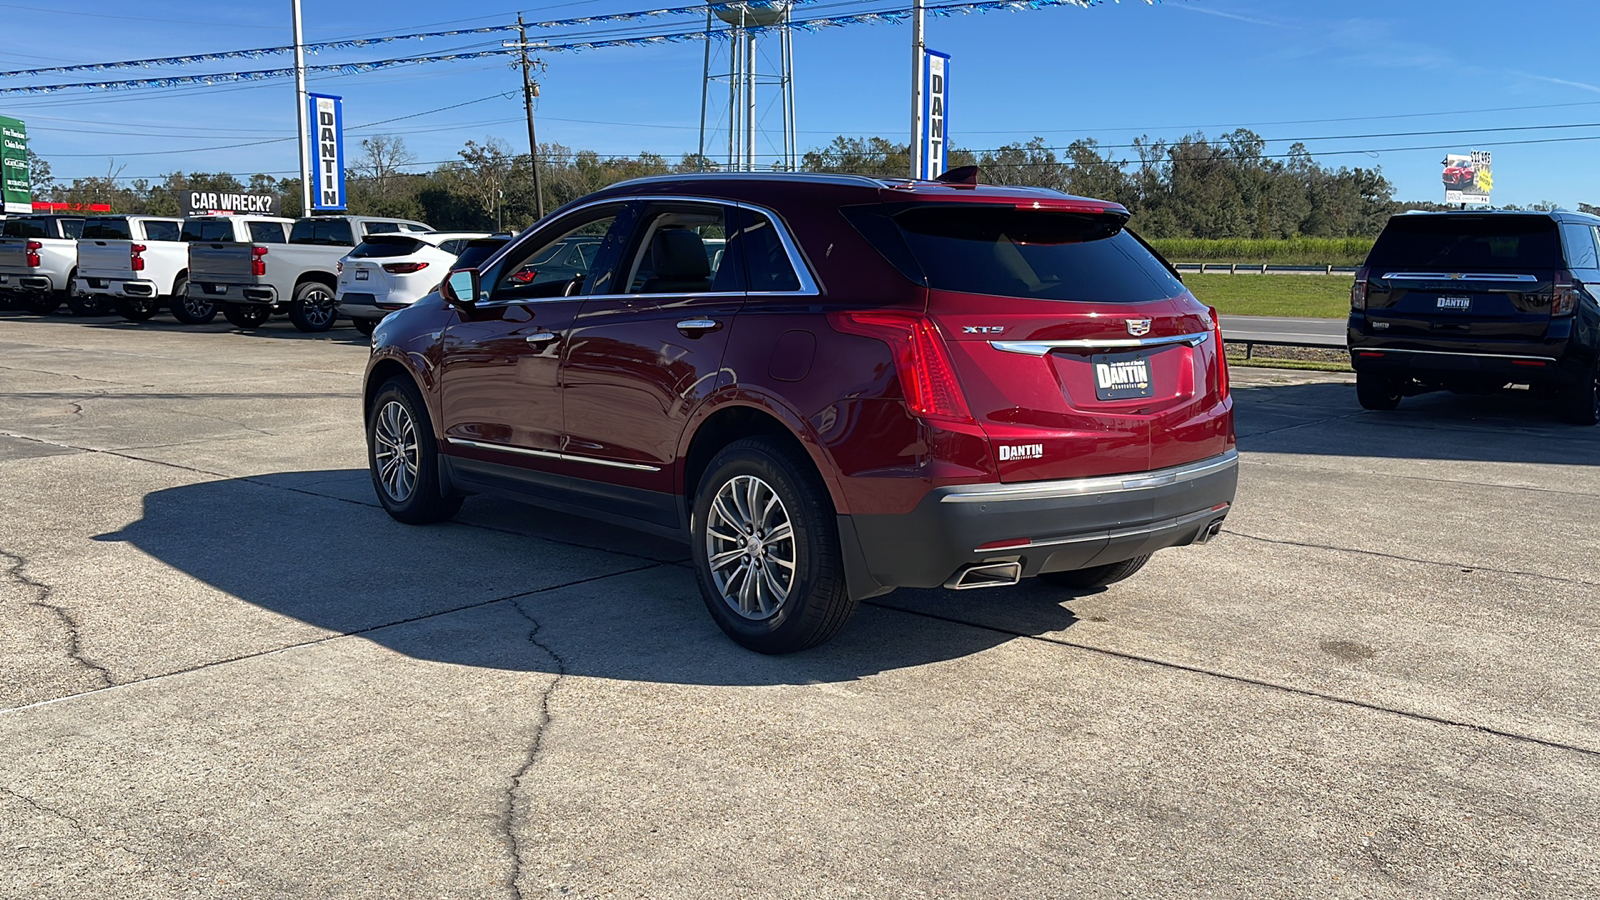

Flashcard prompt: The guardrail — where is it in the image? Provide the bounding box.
[1175,263,1360,276]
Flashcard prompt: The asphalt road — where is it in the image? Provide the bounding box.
[1,311,1597,899]
[1220,314,1346,348]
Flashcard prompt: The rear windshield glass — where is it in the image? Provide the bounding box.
[886,207,1183,303]
[182,219,235,242]
[3,218,54,239]
[82,218,133,240]
[349,237,425,258]
[1367,215,1560,270]
[290,218,355,246]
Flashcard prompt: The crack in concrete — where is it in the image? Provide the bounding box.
[0,548,113,688]
[0,784,91,837]
[499,598,570,900]
[1222,528,1600,588]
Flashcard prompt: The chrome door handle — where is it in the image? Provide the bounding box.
[525,331,557,343]
[676,318,720,335]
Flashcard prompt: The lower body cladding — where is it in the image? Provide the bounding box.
[75,277,158,299]
[838,450,1239,598]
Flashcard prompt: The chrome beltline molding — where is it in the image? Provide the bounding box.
[446,437,662,472]
[1362,347,1559,363]
[940,448,1238,504]
[990,330,1211,356]
[1380,272,1539,282]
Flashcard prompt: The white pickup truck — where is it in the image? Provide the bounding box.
[172,215,295,325]
[0,215,84,315]
[73,216,185,321]
[188,215,430,331]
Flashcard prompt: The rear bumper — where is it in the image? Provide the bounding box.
[192,282,278,305]
[338,288,428,320]
[839,450,1238,597]
[0,272,56,293]
[76,278,159,298]
[1348,316,1586,385]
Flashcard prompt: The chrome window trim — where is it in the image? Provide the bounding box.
[989,330,1211,356]
[940,449,1237,504]
[1357,348,1559,364]
[1380,272,1539,282]
[446,437,662,472]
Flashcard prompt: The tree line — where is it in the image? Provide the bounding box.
[23,129,1574,237]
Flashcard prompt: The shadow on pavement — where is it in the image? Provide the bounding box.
[0,308,370,344]
[1233,379,1600,465]
[95,469,1079,684]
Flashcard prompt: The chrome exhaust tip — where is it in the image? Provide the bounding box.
[944,561,1022,591]
[1194,518,1226,545]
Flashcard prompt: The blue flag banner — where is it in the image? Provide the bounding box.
[308,93,346,211]
[919,49,950,180]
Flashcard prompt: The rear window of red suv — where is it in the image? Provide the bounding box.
[1367,215,1559,271]
[878,206,1184,303]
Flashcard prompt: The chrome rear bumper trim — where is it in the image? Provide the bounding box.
[940,449,1238,504]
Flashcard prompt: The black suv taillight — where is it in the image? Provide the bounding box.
[1553,269,1578,317]
[1350,266,1370,311]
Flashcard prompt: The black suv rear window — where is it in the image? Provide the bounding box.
[879,206,1183,303]
[1367,215,1559,271]
[349,237,425,258]
[82,218,133,240]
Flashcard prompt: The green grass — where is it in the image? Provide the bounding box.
[1185,273,1352,318]
[1224,355,1352,373]
[1150,237,1373,267]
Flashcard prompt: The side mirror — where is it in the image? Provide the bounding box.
[444,268,480,307]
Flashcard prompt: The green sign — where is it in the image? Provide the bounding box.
[1,115,31,214]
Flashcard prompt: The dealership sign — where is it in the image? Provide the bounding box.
[1443,150,1492,205]
[919,49,950,181]
[308,92,346,211]
[180,191,280,216]
[1,114,30,215]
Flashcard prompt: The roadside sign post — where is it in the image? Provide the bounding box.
[910,0,925,179]
[292,0,312,216]
[1,114,30,214]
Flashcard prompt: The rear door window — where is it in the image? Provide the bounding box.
[247,221,288,243]
[290,218,355,246]
[60,219,85,239]
[1367,215,1559,271]
[887,206,1183,302]
[82,218,133,240]
[143,220,180,242]
[734,209,801,293]
[621,201,739,294]
[182,220,236,242]
[1560,223,1599,270]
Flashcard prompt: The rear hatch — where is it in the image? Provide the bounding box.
[1360,215,1561,341]
[77,218,136,281]
[853,201,1230,482]
[338,235,430,299]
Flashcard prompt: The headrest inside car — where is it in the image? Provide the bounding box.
[651,228,711,279]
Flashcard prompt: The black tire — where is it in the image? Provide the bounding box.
[114,296,160,322]
[22,292,61,315]
[367,377,463,525]
[1038,554,1151,590]
[690,437,857,654]
[352,317,378,337]
[288,280,337,333]
[221,302,271,330]
[66,294,110,317]
[1559,362,1600,426]
[168,278,216,325]
[1356,371,1403,411]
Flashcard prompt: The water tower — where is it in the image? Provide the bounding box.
[698,2,797,172]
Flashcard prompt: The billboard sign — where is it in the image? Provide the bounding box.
[1443,150,1492,205]
[179,191,280,217]
[919,49,950,181]
[308,93,346,211]
[1,115,30,214]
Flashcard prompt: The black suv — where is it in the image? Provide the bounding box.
[1348,210,1600,424]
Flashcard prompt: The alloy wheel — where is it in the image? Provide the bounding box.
[372,400,420,503]
[704,474,796,620]
[302,289,335,328]
[181,295,213,320]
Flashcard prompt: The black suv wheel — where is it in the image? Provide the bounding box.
[221,302,271,329]
[690,438,857,654]
[1560,363,1600,426]
[1356,372,1403,410]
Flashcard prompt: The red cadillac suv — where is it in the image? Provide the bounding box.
[363,173,1236,652]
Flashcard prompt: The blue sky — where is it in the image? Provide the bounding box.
[5,0,1600,206]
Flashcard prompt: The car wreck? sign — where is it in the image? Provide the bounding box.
[180,191,280,216]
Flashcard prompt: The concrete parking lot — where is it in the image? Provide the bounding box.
[1,310,1596,899]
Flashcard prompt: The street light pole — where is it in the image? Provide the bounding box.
[910,0,924,180]
[515,13,546,222]
[292,0,311,214]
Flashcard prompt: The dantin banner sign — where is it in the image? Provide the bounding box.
[308,93,346,211]
[919,49,950,181]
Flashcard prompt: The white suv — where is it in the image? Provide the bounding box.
[336,231,489,335]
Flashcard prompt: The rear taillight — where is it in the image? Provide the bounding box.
[250,246,268,277]
[1553,269,1578,316]
[1350,266,1369,311]
[24,240,41,268]
[1209,306,1230,399]
[130,243,146,272]
[829,311,974,423]
[382,261,429,275]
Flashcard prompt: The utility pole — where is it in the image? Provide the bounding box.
[513,13,546,222]
[910,0,925,180]
[292,0,311,214]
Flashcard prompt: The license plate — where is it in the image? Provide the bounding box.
[1092,352,1154,401]
[1436,296,1471,310]
[355,269,369,281]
